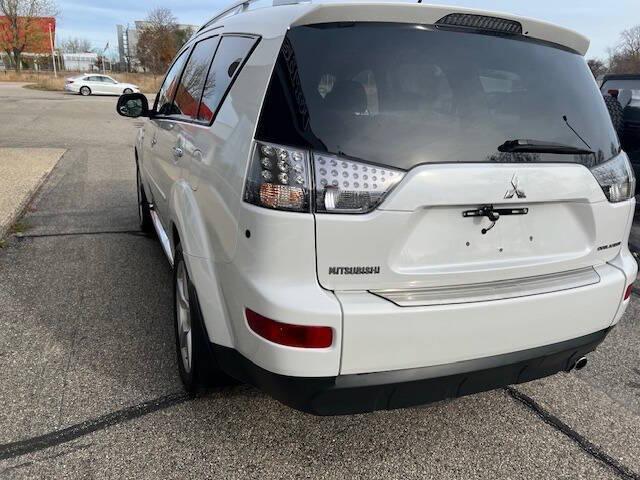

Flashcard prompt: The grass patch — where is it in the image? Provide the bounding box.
[9,221,29,235]
[24,81,61,92]
[1,70,159,94]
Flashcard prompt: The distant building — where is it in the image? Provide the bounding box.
[116,21,197,72]
[62,52,98,72]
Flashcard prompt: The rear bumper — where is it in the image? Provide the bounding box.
[213,328,610,415]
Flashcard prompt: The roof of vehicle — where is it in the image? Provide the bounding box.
[195,0,590,55]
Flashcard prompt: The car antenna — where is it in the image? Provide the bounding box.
[563,115,592,151]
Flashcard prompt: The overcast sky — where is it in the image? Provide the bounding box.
[55,0,640,59]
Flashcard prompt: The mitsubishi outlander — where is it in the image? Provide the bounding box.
[117,1,637,415]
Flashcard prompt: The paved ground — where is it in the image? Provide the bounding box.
[0,83,639,479]
[0,148,64,238]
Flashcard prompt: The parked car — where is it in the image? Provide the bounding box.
[117,0,637,415]
[601,74,640,175]
[65,74,139,96]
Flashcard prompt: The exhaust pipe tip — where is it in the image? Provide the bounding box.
[574,356,588,371]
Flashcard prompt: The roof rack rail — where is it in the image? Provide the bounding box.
[198,0,310,33]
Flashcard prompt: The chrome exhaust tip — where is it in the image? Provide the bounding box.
[574,356,588,371]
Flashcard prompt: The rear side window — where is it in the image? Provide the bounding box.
[197,35,257,123]
[172,36,220,120]
[155,49,190,115]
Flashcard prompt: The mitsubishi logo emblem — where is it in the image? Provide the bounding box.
[504,174,526,199]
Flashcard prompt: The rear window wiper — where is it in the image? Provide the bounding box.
[498,139,594,155]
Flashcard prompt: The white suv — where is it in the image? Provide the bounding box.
[117,1,637,415]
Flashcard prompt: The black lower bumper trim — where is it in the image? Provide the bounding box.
[212,329,610,416]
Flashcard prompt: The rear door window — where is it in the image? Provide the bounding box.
[197,35,258,123]
[172,36,220,121]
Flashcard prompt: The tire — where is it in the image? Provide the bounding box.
[604,95,624,138]
[136,167,154,235]
[174,246,225,392]
[123,88,133,95]
[80,86,91,96]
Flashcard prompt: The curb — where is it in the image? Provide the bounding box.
[0,150,65,241]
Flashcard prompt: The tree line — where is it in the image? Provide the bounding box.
[589,25,640,77]
[0,0,190,73]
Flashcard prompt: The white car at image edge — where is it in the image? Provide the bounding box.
[65,74,140,96]
[117,0,637,415]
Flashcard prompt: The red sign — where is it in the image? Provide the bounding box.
[0,16,55,54]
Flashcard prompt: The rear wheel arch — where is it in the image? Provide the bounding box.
[169,188,236,348]
[172,223,181,255]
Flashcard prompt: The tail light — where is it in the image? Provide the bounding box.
[244,141,405,214]
[244,142,311,212]
[590,152,636,203]
[245,309,333,348]
[624,284,634,300]
[313,153,405,213]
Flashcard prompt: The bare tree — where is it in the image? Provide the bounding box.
[0,0,58,71]
[174,26,194,49]
[60,37,92,53]
[608,26,640,74]
[136,8,179,76]
[587,58,607,78]
[619,26,640,58]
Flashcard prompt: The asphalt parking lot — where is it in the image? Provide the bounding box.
[1,82,639,479]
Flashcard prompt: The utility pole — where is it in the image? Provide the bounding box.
[48,23,57,77]
[101,42,109,74]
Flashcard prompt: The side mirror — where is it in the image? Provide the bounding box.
[117,93,151,118]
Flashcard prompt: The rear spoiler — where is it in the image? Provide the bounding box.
[291,3,590,55]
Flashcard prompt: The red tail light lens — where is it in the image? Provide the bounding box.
[245,309,333,348]
[243,142,311,212]
[624,284,634,300]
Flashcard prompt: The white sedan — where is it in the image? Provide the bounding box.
[64,74,140,96]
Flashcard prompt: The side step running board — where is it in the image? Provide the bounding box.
[149,204,174,267]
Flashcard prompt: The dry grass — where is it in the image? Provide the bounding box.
[0,70,160,93]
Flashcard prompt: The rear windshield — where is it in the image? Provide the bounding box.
[257,23,619,170]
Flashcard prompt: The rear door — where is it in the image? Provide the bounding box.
[85,76,102,93]
[257,23,628,293]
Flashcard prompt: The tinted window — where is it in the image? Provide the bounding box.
[601,79,640,92]
[198,36,256,123]
[257,24,619,169]
[155,49,190,115]
[173,36,220,120]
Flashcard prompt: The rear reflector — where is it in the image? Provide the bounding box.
[436,13,523,35]
[245,309,333,348]
[624,284,634,300]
